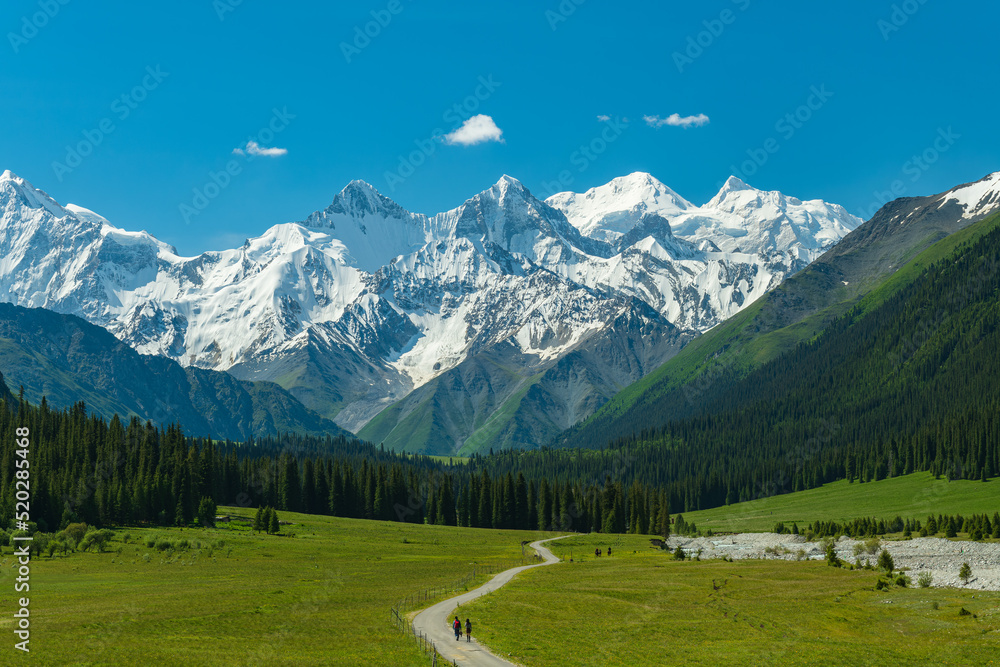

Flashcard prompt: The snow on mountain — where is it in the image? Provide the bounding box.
[0,169,862,435]
[545,174,861,330]
[936,171,1000,220]
[546,172,693,244]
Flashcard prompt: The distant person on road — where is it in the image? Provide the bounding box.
[453,616,462,641]
[465,618,472,642]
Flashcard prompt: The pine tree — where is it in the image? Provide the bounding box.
[269,508,280,535]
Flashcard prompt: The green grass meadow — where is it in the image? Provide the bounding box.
[460,533,1000,666]
[680,472,1000,534]
[0,510,543,665]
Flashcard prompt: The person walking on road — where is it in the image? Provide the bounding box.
[453,616,462,641]
[465,618,472,642]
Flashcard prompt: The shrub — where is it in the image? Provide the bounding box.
[673,546,686,561]
[0,529,10,547]
[58,523,89,549]
[895,575,908,588]
[959,562,972,584]
[958,607,972,617]
[82,529,115,553]
[917,571,933,588]
[145,537,157,548]
[154,538,173,552]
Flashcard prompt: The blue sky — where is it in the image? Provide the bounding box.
[2,0,998,255]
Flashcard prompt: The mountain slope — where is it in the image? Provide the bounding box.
[559,172,1000,449]
[359,300,688,453]
[0,303,348,440]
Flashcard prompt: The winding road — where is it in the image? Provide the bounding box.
[409,536,569,666]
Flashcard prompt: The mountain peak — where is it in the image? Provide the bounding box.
[312,179,411,224]
[543,172,693,243]
[0,170,73,219]
[493,174,528,199]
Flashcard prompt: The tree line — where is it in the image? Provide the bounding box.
[0,393,676,538]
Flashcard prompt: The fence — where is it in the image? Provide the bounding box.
[390,555,543,665]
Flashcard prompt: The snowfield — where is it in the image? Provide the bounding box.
[666,533,1000,591]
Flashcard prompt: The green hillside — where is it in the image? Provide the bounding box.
[682,472,1000,533]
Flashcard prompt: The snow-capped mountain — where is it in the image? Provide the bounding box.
[0,168,878,452]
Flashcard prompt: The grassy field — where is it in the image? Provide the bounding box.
[0,510,546,665]
[680,472,1000,534]
[460,533,1000,666]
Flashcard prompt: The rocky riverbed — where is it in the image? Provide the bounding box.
[665,533,1000,590]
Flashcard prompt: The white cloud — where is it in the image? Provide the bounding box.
[644,113,710,129]
[232,140,288,157]
[444,114,505,146]
[596,114,611,122]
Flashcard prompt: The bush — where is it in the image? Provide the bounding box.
[895,575,908,588]
[959,562,972,584]
[80,529,115,553]
[673,546,686,561]
[58,523,89,549]
[154,538,173,552]
[958,607,972,617]
[917,571,933,588]
[145,537,157,548]
[0,529,9,547]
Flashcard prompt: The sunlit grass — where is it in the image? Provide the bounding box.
[461,533,1000,666]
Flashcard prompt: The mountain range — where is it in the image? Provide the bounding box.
[0,169,861,452]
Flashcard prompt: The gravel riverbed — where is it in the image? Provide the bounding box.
[665,533,1000,590]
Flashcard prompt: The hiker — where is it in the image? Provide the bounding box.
[607,546,612,556]
[453,616,462,641]
[465,618,472,642]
